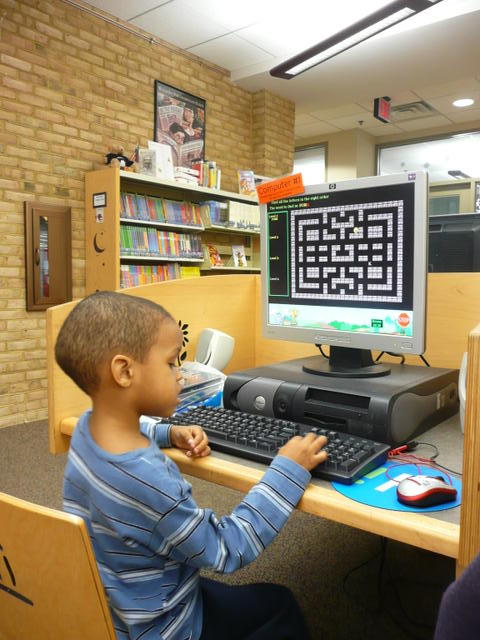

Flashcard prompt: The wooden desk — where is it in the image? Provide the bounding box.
[60,413,462,559]
[47,274,480,575]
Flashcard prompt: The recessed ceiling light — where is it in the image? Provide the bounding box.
[452,98,475,108]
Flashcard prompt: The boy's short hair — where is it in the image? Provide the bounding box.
[55,291,173,394]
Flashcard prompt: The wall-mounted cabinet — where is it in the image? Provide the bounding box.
[24,202,72,311]
[84,168,260,293]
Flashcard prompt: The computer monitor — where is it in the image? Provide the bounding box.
[428,213,480,272]
[261,172,428,378]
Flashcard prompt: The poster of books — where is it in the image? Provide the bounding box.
[154,80,205,169]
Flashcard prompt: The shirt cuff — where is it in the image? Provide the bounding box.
[140,416,172,448]
[260,455,311,507]
[273,455,311,487]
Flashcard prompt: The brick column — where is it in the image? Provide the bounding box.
[252,90,295,179]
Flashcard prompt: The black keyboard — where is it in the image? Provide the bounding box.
[164,406,390,485]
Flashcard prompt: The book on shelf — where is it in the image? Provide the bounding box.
[237,169,256,196]
[120,224,203,259]
[231,244,248,267]
[199,200,229,227]
[175,166,199,177]
[180,265,201,279]
[120,263,180,288]
[228,200,260,231]
[206,243,224,267]
[137,149,157,177]
[146,140,174,179]
[191,160,221,189]
[120,192,203,227]
[174,165,199,184]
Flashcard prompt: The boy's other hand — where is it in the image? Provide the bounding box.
[278,433,328,472]
[170,425,211,458]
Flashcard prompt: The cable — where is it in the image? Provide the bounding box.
[375,351,405,364]
[342,537,448,640]
[315,344,329,359]
[375,352,431,367]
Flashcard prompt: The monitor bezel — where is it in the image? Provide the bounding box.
[260,172,428,355]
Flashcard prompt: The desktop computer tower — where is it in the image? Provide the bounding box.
[223,357,459,446]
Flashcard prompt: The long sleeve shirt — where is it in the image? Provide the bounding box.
[63,410,310,640]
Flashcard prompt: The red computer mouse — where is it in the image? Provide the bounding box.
[396,475,457,508]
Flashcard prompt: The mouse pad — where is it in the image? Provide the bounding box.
[331,462,462,512]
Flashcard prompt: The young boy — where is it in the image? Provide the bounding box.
[55,291,328,640]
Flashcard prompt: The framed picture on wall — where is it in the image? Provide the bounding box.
[154,80,205,169]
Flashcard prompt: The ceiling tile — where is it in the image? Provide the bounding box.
[327,112,381,130]
[363,123,404,136]
[188,33,275,71]
[131,0,231,49]
[84,0,167,21]
[395,115,453,131]
[446,107,480,123]
[296,113,322,125]
[414,77,480,100]
[426,92,480,114]
[295,122,341,138]
[310,104,369,121]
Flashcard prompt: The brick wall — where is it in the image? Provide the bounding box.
[0,0,295,428]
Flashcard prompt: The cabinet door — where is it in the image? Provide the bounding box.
[25,202,72,311]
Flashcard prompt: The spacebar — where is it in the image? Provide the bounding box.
[207,437,276,466]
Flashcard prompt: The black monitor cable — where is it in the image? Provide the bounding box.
[375,352,431,367]
[315,344,329,359]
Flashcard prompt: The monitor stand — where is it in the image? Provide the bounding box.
[302,346,391,379]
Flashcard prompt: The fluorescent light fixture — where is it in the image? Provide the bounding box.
[448,170,471,179]
[452,98,475,108]
[270,0,446,79]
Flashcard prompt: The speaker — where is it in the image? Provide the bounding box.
[195,328,234,371]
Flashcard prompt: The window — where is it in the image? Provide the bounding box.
[378,132,480,215]
[294,145,326,185]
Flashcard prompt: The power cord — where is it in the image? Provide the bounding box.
[375,352,431,367]
[342,537,449,640]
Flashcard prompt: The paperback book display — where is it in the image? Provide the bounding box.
[120,225,203,259]
[232,244,248,267]
[237,169,256,196]
[120,192,203,227]
[198,200,259,231]
[120,263,180,288]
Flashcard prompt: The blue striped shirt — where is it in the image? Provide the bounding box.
[63,410,311,640]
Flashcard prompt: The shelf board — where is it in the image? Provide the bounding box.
[119,170,259,205]
[120,218,204,232]
[120,255,204,263]
[200,266,261,272]
[204,224,260,235]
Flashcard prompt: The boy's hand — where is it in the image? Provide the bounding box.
[278,433,328,472]
[170,425,211,458]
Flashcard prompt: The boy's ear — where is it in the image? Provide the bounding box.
[110,354,134,388]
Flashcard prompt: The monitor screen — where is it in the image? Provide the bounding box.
[261,172,428,377]
[428,213,480,272]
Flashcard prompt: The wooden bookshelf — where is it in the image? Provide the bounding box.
[85,168,260,293]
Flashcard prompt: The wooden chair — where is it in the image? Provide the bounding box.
[0,491,116,640]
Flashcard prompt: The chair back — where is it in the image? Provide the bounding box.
[0,492,116,640]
